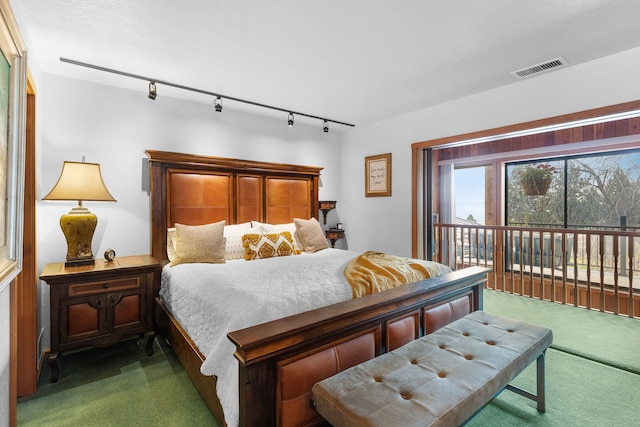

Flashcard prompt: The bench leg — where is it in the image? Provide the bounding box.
[536,351,546,413]
[504,350,546,413]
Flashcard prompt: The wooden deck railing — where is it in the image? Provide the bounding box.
[434,224,640,318]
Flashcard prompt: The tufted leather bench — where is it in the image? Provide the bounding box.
[311,311,552,427]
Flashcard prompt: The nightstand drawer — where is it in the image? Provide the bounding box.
[68,277,140,296]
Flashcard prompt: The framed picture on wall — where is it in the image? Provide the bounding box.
[365,153,392,197]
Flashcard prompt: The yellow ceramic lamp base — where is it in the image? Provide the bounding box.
[60,206,97,267]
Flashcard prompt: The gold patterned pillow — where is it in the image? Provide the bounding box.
[255,222,303,252]
[242,231,300,260]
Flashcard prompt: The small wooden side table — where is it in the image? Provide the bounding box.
[40,254,161,382]
[325,229,345,248]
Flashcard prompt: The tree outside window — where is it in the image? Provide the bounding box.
[506,149,640,230]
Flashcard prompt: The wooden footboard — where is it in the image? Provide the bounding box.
[154,298,227,425]
[228,266,489,427]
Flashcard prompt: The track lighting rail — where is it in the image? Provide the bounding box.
[60,57,355,128]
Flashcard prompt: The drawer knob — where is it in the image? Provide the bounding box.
[103,284,109,289]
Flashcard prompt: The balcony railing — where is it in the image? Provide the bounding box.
[434,224,640,318]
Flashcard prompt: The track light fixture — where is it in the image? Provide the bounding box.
[148,81,157,100]
[323,120,329,133]
[60,58,356,131]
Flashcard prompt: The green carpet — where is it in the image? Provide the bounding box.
[483,289,640,375]
[18,291,640,426]
[17,338,217,426]
[467,348,640,426]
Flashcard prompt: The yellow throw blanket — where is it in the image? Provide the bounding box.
[344,251,438,298]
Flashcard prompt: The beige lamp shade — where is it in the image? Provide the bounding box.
[43,161,116,267]
[43,161,116,202]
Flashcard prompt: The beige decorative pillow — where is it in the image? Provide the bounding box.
[171,221,226,266]
[242,231,299,260]
[294,217,329,252]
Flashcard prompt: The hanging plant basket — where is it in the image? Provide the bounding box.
[520,176,552,196]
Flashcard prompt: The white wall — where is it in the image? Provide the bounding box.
[35,73,344,351]
[341,47,640,257]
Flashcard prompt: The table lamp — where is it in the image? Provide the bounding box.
[43,161,116,267]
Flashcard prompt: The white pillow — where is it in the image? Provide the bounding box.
[225,222,252,232]
[224,223,253,260]
[224,228,251,259]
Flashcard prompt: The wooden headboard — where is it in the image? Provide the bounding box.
[146,150,322,263]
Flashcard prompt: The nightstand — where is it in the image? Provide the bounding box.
[325,229,345,248]
[40,254,161,382]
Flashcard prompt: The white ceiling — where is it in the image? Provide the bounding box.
[12,0,640,128]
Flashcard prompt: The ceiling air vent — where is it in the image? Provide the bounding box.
[511,57,568,79]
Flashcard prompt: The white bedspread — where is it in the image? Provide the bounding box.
[160,249,451,426]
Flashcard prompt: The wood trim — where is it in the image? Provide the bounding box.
[411,146,419,258]
[15,90,37,398]
[9,279,17,427]
[411,100,640,256]
[26,69,35,95]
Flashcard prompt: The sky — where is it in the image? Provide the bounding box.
[454,167,486,224]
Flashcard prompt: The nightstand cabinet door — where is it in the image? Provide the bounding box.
[61,294,104,341]
[111,289,145,331]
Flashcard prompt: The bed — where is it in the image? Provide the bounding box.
[146,150,489,427]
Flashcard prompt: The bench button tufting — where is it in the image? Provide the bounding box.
[463,332,470,336]
[410,359,418,365]
[374,376,382,382]
[486,340,496,345]
[439,344,446,349]
[437,372,447,378]
[464,354,473,360]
